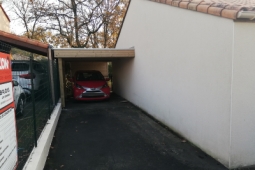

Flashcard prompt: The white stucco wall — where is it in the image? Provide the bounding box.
[0,7,10,32]
[114,0,255,168]
[229,22,255,168]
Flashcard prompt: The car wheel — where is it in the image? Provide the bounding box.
[17,96,25,116]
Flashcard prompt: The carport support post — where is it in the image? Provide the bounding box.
[58,58,65,107]
[48,48,55,106]
[30,54,37,147]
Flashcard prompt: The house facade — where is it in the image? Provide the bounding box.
[0,4,10,33]
[114,0,255,169]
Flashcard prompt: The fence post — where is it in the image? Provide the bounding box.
[48,48,55,106]
[47,59,51,120]
[55,59,60,104]
[30,54,37,147]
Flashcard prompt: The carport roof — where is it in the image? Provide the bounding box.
[53,48,135,60]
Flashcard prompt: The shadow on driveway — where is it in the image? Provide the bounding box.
[44,94,227,170]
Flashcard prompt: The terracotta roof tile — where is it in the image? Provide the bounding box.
[166,0,173,5]
[151,0,255,20]
[188,3,200,11]
[172,0,181,7]
[221,8,238,19]
[0,30,49,55]
[179,2,189,9]
[197,2,211,13]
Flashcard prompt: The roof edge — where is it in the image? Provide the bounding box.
[237,11,255,20]
[114,0,132,48]
[53,48,135,51]
[0,5,10,22]
[0,30,49,56]
[151,0,255,21]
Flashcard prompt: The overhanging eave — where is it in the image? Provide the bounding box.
[0,30,49,56]
[53,48,135,60]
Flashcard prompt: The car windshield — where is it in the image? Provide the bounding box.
[76,72,104,81]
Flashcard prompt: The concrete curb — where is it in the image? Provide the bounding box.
[22,100,62,170]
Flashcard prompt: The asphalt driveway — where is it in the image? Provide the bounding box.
[44,94,227,170]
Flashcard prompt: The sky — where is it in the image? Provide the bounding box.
[2,0,57,35]
[2,2,25,35]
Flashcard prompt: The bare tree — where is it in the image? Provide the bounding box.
[5,0,129,48]
[24,26,69,48]
[9,0,49,39]
[47,0,104,48]
[99,0,129,48]
[47,0,128,48]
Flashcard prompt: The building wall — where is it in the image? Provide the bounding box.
[0,6,10,32]
[114,0,235,167]
[229,22,255,168]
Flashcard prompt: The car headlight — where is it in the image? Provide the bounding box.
[101,83,109,88]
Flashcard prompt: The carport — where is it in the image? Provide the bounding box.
[53,48,135,107]
[0,30,135,107]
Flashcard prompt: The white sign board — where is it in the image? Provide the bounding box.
[0,82,13,110]
[0,52,17,170]
[0,108,17,170]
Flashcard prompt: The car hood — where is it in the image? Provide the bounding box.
[75,81,106,88]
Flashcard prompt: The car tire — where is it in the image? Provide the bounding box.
[17,96,25,116]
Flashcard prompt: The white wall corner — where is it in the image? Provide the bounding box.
[228,21,235,169]
[229,22,255,169]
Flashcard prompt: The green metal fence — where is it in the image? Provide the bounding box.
[11,49,60,170]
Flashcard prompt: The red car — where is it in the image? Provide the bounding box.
[72,70,110,101]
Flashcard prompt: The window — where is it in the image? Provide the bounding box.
[11,63,29,71]
[76,72,104,81]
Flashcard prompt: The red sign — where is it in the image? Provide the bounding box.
[0,52,18,170]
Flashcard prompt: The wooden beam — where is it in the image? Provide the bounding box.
[53,48,135,59]
[58,58,65,107]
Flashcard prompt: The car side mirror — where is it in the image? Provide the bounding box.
[13,80,19,86]
[105,77,110,81]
